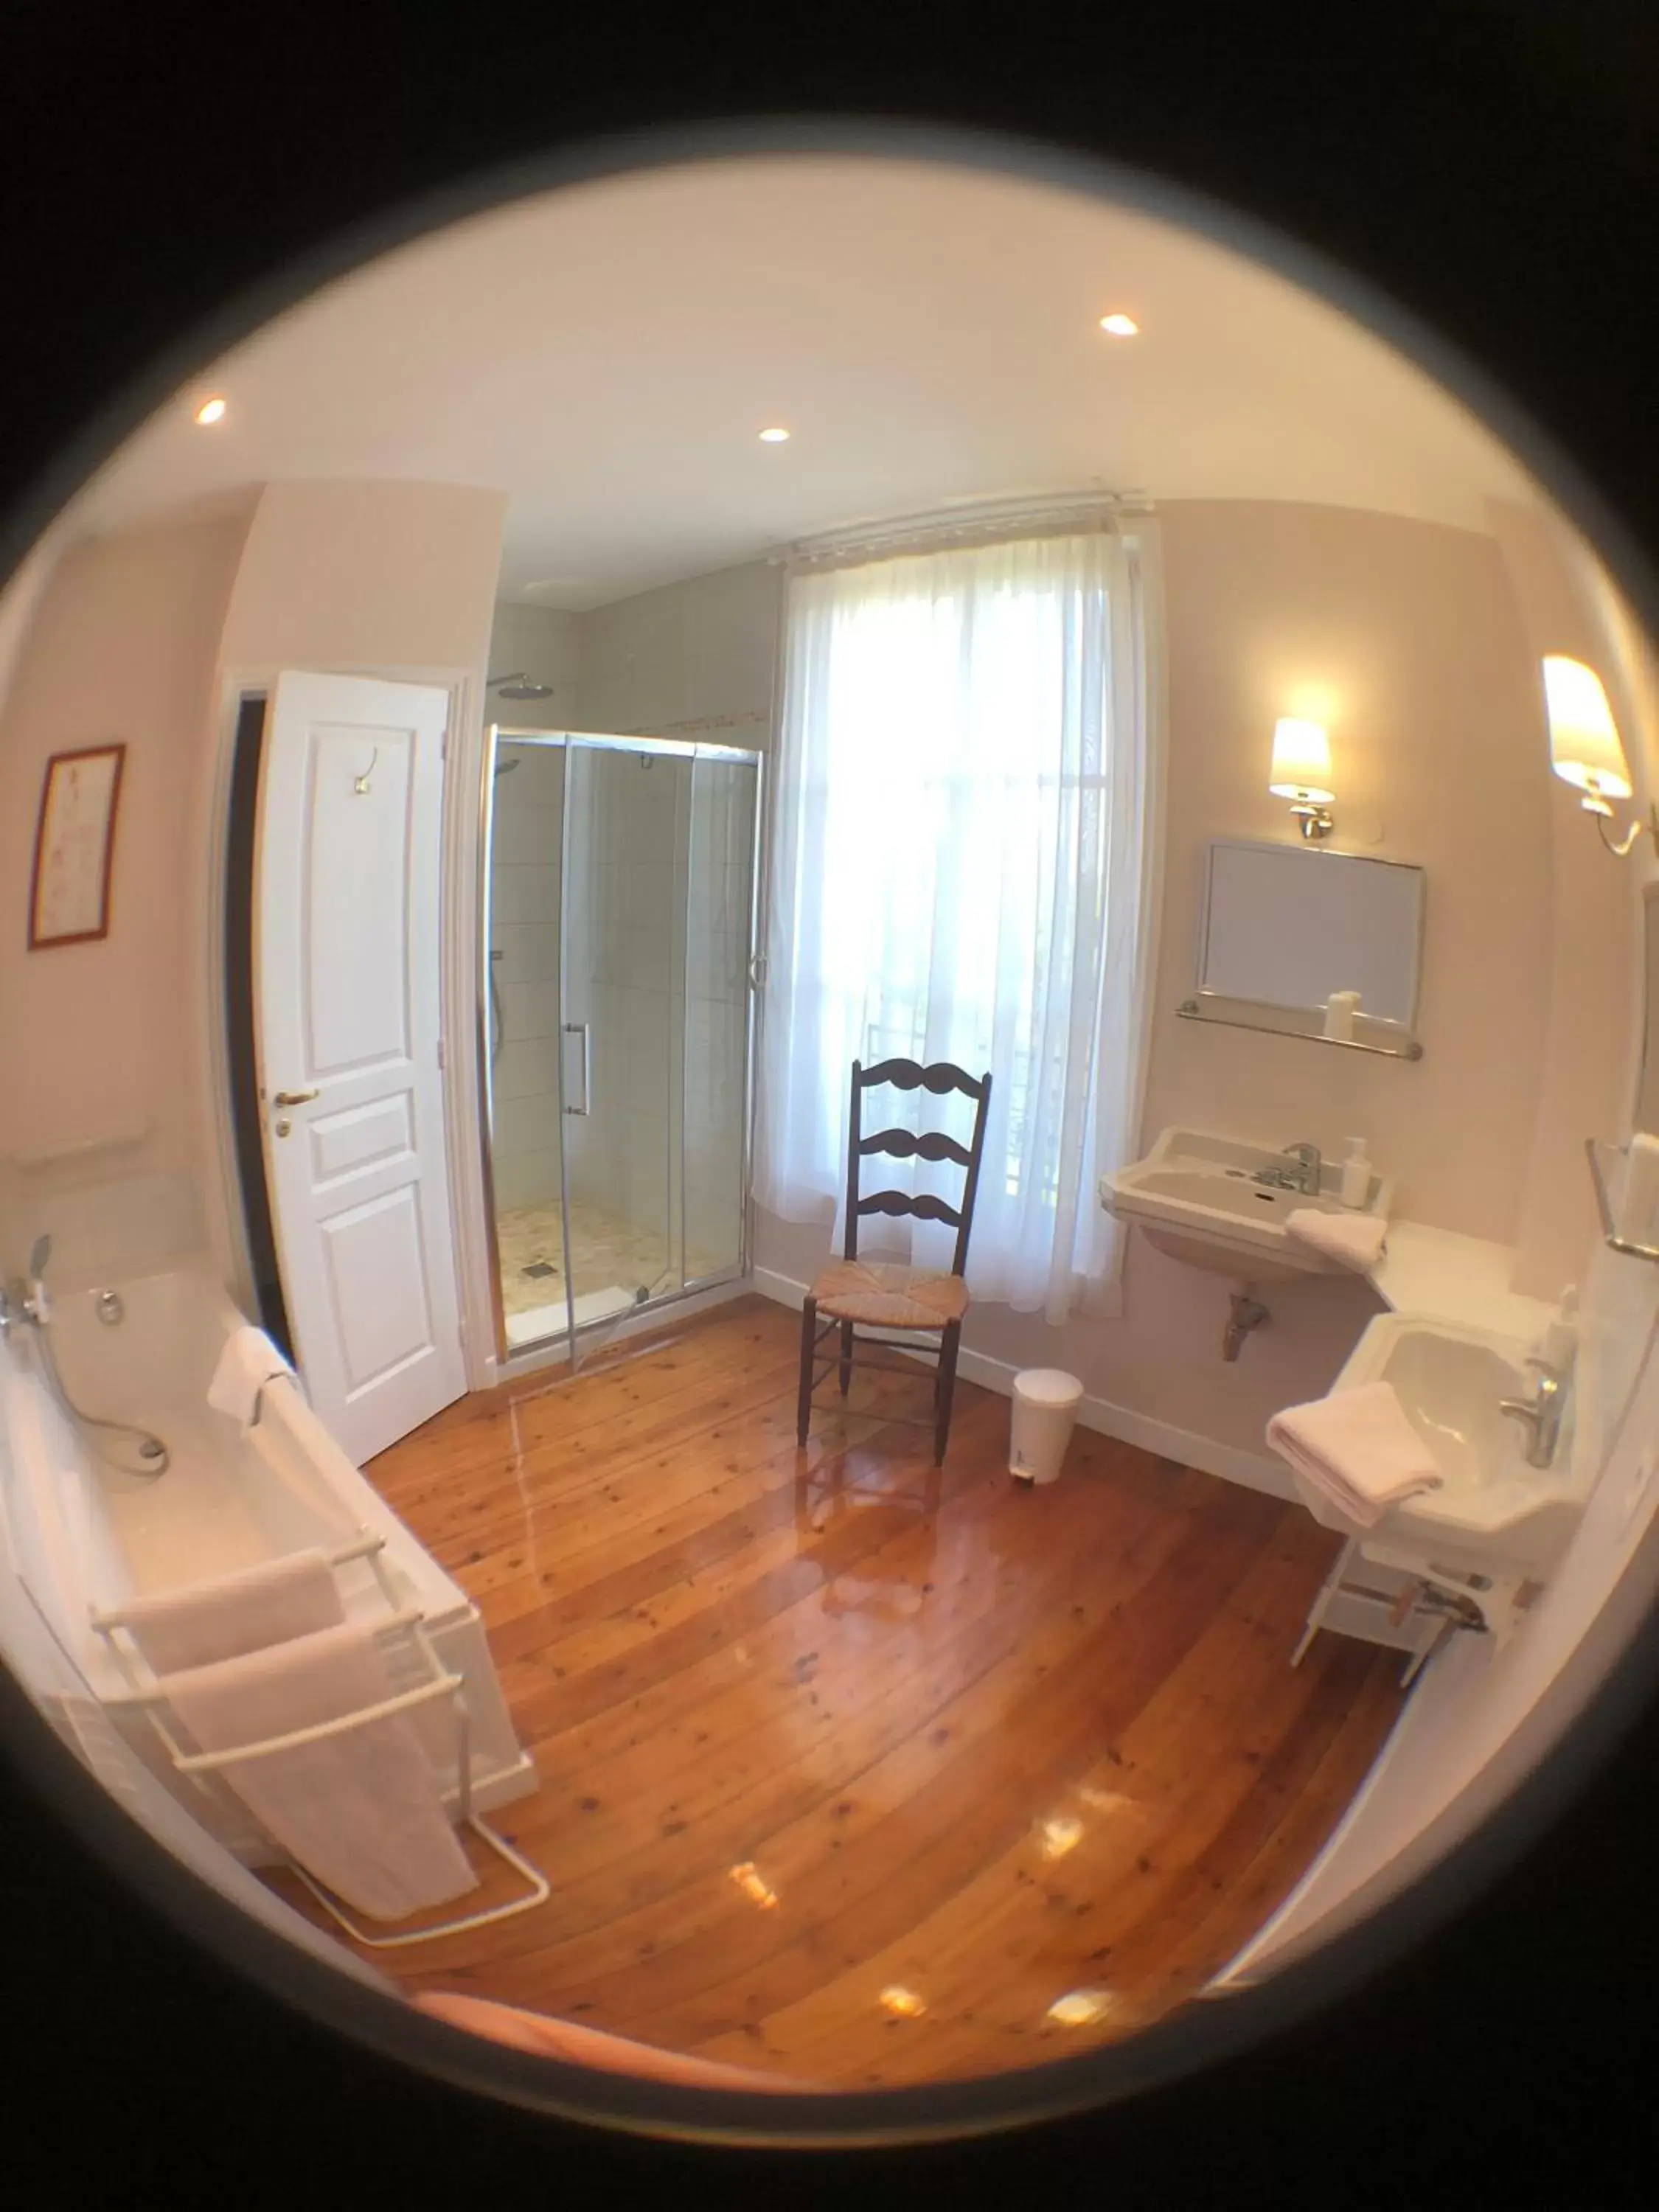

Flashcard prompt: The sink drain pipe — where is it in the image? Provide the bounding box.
[1223,1290,1270,1360]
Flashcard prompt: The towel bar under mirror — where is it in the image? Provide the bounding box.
[1176,993,1425,1060]
[1585,1135,1659,1264]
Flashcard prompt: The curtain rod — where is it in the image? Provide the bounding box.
[771,490,1153,571]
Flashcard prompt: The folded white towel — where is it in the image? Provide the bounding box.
[209,1324,293,1430]
[1267,1380,1443,1528]
[161,1621,478,1922]
[1286,1208,1388,1270]
[116,1551,344,1675]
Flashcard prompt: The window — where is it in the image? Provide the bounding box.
[757,524,1160,1323]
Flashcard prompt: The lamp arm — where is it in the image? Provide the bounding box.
[1593,802,1659,858]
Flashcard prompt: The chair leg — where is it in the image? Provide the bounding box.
[838,1319,855,1396]
[933,1321,961,1465]
[797,1297,818,1445]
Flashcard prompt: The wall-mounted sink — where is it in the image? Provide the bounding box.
[1295,1310,1593,1579]
[1100,1127,1394,1284]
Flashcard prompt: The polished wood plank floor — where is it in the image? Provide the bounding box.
[268,1296,1406,2087]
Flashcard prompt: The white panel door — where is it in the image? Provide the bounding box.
[255,671,465,1464]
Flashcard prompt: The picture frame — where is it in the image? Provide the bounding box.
[27,742,127,950]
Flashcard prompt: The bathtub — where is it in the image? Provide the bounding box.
[0,1259,535,1866]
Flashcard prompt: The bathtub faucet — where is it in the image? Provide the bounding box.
[1,1237,170,1477]
[1,1237,52,1338]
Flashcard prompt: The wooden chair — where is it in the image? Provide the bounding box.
[796,1057,992,1464]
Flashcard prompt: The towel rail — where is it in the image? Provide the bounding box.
[86,1534,550,1947]
[100,1605,432,1707]
[1585,1135,1659,1264]
[169,1667,464,1773]
[89,1531,392,1632]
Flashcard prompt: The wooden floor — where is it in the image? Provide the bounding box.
[268,1295,1406,2089]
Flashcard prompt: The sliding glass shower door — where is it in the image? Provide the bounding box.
[482,728,761,1368]
[558,738,689,1333]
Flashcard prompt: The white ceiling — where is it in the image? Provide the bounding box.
[62,155,1542,613]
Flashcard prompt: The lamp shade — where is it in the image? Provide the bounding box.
[1543,655,1632,799]
[1268,718,1334,803]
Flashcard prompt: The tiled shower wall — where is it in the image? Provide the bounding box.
[684,761,757,1275]
[487,739,565,1211]
[560,747,687,1275]
[482,585,765,1286]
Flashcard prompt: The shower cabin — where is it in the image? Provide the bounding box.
[479,728,762,1366]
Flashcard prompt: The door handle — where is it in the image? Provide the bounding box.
[273,1088,319,1107]
[561,1023,591,1116]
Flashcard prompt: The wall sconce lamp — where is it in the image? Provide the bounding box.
[1269,718,1335,840]
[1543,655,1658,858]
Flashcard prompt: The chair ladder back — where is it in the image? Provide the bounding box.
[841,1058,994,1276]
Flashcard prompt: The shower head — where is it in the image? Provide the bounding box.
[28,1234,51,1280]
[493,757,519,780]
[487,672,554,700]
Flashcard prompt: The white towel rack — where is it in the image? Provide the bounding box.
[1585,1135,1659,1264]
[90,1529,549,1949]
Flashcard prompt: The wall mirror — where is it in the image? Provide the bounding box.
[1180,838,1427,1059]
[1,130,1657,2122]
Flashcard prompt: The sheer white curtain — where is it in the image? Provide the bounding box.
[757,524,1161,1324]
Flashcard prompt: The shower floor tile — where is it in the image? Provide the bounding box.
[494,1196,726,1329]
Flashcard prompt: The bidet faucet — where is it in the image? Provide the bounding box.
[1498,1357,1568,1470]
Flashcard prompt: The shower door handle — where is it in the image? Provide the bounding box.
[562,1022,591,1115]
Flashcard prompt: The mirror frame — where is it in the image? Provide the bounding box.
[1183,837,1427,1060]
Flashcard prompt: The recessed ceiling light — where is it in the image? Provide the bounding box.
[1099,313,1139,337]
[193,396,228,425]
[758,426,791,443]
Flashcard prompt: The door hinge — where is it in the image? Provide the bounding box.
[458,1317,467,1348]
[437,1037,446,1071]
[440,728,449,760]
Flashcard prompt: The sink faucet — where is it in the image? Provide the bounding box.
[1499,1357,1568,1470]
[1253,1141,1323,1196]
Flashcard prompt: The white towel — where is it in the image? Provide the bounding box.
[115,1551,344,1675]
[1267,1380,1444,1528]
[208,1324,293,1431]
[161,1621,478,1922]
[1286,1208,1388,1270]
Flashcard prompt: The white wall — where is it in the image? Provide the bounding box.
[1488,498,1641,1297]
[575,558,780,746]
[1214,524,1659,1980]
[0,480,507,1307]
[218,479,504,675]
[0,501,257,1287]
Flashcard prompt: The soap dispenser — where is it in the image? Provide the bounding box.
[1339,1138,1372,1209]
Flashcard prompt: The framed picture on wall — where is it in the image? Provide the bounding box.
[27,742,127,949]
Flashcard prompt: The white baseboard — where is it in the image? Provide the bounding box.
[751,1266,1295,1502]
